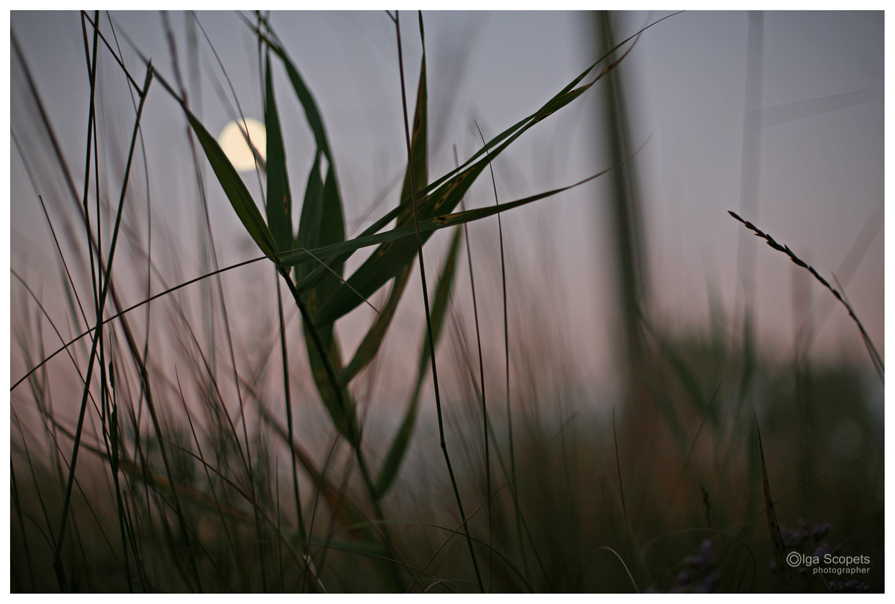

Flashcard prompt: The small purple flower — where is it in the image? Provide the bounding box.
[769,519,839,589]
[683,540,715,569]
[780,520,810,549]
[666,540,719,593]
[811,542,831,559]
[813,523,831,540]
[695,572,719,593]
[829,579,870,593]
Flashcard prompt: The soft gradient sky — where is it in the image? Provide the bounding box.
[9,11,884,389]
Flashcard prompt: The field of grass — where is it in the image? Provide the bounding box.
[9,11,884,593]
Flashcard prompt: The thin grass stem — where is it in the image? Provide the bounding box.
[394,11,483,592]
[54,65,155,586]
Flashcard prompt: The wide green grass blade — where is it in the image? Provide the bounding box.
[302,165,347,317]
[287,30,635,304]
[295,152,324,282]
[311,234,423,327]
[374,225,463,499]
[339,267,412,386]
[282,162,620,327]
[395,44,428,228]
[308,44,636,328]
[304,331,357,443]
[301,164,359,444]
[185,110,277,259]
[317,166,348,281]
[264,52,293,254]
[307,161,530,327]
[339,45,428,385]
[260,29,333,163]
[261,18,359,440]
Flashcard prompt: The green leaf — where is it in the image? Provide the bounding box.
[283,44,605,299]
[307,164,350,312]
[317,165,348,281]
[339,43,428,385]
[307,45,625,328]
[302,164,347,311]
[295,153,324,282]
[308,159,478,327]
[278,18,644,326]
[264,34,333,163]
[255,24,358,444]
[279,164,615,275]
[395,42,428,228]
[374,226,464,498]
[301,163,358,445]
[185,110,277,259]
[264,52,293,254]
[300,162,618,326]
[304,328,358,444]
[339,268,412,387]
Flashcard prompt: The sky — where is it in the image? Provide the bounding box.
[8,10,885,391]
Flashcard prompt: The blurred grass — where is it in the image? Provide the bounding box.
[9,10,883,593]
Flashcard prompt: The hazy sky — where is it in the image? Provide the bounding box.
[9,11,885,387]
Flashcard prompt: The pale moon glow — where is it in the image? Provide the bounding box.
[218,118,267,172]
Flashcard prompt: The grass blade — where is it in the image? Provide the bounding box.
[55,65,156,587]
[339,267,412,386]
[300,164,359,444]
[753,413,794,591]
[280,58,331,159]
[374,225,463,498]
[395,35,429,227]
[300,300,355,447]
[296,19,649,326]
[340,40,428,385]
[185,109,277,259]
[296,153,324,280]
[285,160,626,277]
[264,51,293,254]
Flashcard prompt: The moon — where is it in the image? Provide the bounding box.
[218,118,267,172]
